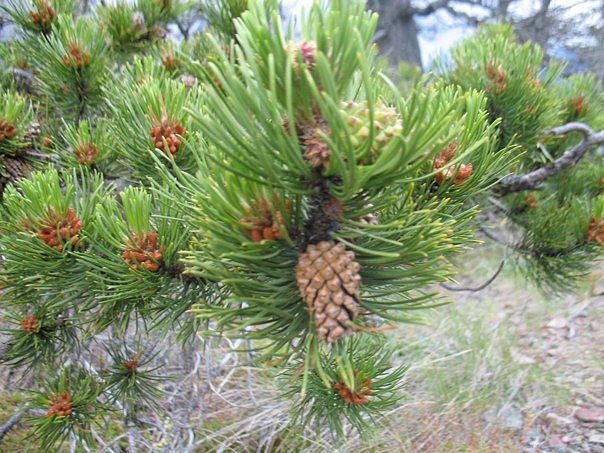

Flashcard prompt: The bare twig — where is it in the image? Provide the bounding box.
[0,408,27,443]
[441,260,505,292]
[497,122,604,195]
[479,226,519,250]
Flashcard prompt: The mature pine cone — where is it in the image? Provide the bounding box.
[24,121,41,147]
[296,241,361,343]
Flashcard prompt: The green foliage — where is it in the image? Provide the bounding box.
[98,0,188,58]
[1,0,76,37]
[105,78,201,182]
[439,24,604,294]
[54,119,117,174]
[103,339,169,411]
[0,168,112,317]
[199,0,251,40]
[0,0,601,448]
[438,24,564,164]
[0,305,78,369]
[282,335,406,438]
[0,90,34,156]
[31,15,109,120]
[27,368,107,450]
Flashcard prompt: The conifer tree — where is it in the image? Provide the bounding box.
[0,1,601,450]
[437,25,604,293]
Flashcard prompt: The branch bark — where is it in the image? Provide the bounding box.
[496,122,604,196]
[0,408,27,443]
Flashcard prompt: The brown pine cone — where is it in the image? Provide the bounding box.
[0,157,32,199]
[296,241,361,343]
[24,121,40,146]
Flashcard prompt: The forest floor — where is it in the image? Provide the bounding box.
[1,244,602,452]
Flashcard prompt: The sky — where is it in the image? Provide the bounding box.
[282,0,602,66]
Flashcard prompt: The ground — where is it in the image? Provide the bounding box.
[1,244,602,452]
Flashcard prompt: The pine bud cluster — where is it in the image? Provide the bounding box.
[587,217,604,246]
[486,63,506,94]
[123,231,163,272]
[29,1,56,30]
[74,143,98,165]
[241,197,291,242]
[150,121,185,158]
[21,315,41,333]
[36,208,83,252]
[0,119,16,143]
[62,44,91,70]
[334,379,372,405]
[46,393,73,418]
[434,140,473,185]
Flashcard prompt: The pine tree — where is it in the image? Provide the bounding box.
[437,25,604,294]
[0,1,601,450]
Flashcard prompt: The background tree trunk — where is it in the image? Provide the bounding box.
[369,0,423,68]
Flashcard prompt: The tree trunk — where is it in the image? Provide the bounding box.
[369,0,423,68]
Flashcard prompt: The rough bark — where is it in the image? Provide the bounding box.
[0,156,33,199]
[497,122,604,196]
[368,0,423,68]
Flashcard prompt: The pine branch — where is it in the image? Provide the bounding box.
[497,122,604,195]
[441,260,505,292]
[0,407,28,443]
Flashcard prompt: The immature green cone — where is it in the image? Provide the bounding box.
[340,100,403,162]
[296,241,361,343]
